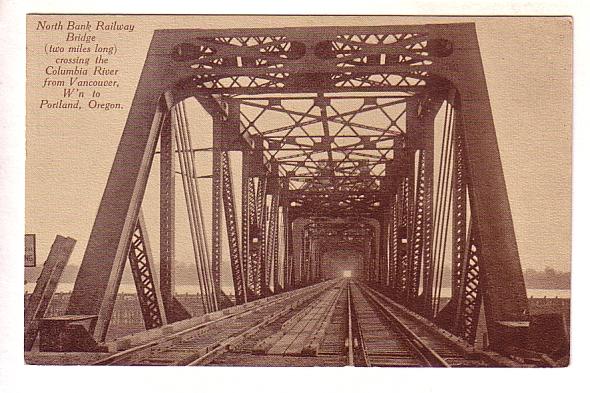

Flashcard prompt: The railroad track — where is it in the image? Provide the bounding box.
[95,280,341,366]
[95,278,519,367]
[347,281,512,367]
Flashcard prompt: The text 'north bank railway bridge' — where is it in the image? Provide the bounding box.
[26,23,567,366]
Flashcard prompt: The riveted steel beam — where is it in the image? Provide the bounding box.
[128,211,167,330]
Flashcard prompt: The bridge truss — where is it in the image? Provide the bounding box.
[61,23,529,353]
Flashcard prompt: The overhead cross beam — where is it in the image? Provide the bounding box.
[170,27,437,95]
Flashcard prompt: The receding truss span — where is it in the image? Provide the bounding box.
[63,23,530,355]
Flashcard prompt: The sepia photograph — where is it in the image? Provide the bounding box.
[21,14,573,370]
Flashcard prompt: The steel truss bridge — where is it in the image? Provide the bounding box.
[29,23,561,366]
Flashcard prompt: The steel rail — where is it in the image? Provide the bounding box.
[346,282,354,366]
[356,283,450,367]
[349,282,435,367]
[347,282,370,366]
[359,283,517,367]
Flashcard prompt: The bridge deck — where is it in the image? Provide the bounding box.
[27,279,522,367]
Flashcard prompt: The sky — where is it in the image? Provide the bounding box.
[25,16,572,290]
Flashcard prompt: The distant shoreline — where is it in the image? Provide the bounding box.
[24,283,571,298]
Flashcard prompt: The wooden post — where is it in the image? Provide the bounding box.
[24,235,76,351]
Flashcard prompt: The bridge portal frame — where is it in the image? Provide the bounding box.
[63,23,528,352]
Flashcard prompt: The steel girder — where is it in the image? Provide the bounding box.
[219,151,247,304]
[283,202,294,290]
[387,194,398,291]
[408,149,426,303]
[159,108,176,320]
[213,109,248,305]
[256,176,269,296]
[390,175,414,303]
[301,230,311,286]
[212,148,223,304]
[378,212,390,287]
[451,121,469,305]
[241,171,270,299]
[454,226,483,344]
[244,176,258,296]
[420,147,435,316]
[169,26,437,95]
[241,160,252,297]
[267,189,281,293]
[128,212,167,330]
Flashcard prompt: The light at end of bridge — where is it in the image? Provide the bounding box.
[342,270,352,278]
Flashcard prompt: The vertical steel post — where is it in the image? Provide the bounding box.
[248,178,260,296]
[420,137,435,316]
[408,150,426,305]
[451,121,468,304]
[379,216,389,287]
[241,152,251,295]
[394,178,408,302]
[283,203,293,290]
[302,229,311,286]
[220,151,247,304]
[257,176,269,296]
[160,110,175,320]
[388,195,398,294]
[211,142,223,303]
[268,191,280,292]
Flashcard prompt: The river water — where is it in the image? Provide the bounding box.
[24,283,571,298]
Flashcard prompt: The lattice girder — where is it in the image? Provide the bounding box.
[219,151,247,304]
[168,26,441,94]
[128,213,166,330]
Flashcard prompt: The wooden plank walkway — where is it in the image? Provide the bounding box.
[263,284,343,356]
